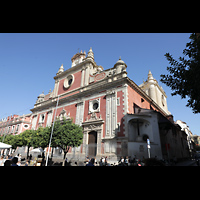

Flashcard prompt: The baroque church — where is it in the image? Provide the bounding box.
[30,48,190,162]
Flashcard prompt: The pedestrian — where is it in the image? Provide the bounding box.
[102,156,105,166]
[125,156,129,166]
[118,156,124,166]
[99,157,103,166]
[29,154,32,161]
[17,160,21,166]
[0,155,5,166]
[105,156,108,166]
[25,160,29,166]
[94,157,97,166]
[86,158,95,166]
[4,159,11,166]
[65,157,68,166]
[11,157,18,166]
[18,154,22,162]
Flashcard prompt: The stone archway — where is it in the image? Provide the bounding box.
[82,113,104,159]
[128,118,151,142]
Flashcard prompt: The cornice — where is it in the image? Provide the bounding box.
[31,75,127,113]
[31,72,168,118]
[53,59,97,80]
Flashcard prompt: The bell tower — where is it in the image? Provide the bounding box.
[139,70,171,115]
[71,50,86,67]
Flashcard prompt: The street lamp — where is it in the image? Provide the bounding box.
[45,96,60,166]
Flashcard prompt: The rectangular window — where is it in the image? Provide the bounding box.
[39,114,45,123]
[16,124,19,132]
[46,111,53,127]
[32,115,37,130]
[11,125,15,133]
[117,97,120,106]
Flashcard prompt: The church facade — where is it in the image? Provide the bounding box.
[30,48,182,162]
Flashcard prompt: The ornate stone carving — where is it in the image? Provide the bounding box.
[106,89,115,96]
[59,108,70,120]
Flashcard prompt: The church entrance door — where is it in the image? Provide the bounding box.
[88,131,97,157]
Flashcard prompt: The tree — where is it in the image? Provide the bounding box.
[31,126,50,149]
[160,33,200,114]
[4,134,23,150]
[20,129,36,159]
[50,117,83,165]
[31,126,51,162]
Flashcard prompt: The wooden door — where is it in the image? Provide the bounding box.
[88,131,97,157]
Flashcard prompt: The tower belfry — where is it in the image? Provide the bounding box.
[139,70,170,115]
[71,50,86,67]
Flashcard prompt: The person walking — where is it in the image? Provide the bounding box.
[11,157,18,166]
[86,158,95,166]
[0,155,5,166]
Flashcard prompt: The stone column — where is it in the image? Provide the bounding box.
[82,130,88,155]
[81,67,85,87]
[97,130,102,155]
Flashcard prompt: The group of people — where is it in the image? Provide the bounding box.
[0,154,29,166]
[82,155,136,166]
[118,156,130,166]
[85,156,97,166]
[84,156,131,166]
[85,156,110,166]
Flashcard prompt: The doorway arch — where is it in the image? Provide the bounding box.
[128,118,150,142]
[88,131,97,157]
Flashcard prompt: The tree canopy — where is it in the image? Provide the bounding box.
[50,117,83,160]
[1,117,83,165]
[31,126,51,149]
[160,33,200,114]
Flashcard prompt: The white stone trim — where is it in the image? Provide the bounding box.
[105,90,117,138]
[89,98,100,114]
[75,100,85,125]
[122,83,128,137]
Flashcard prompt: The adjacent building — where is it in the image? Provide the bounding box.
[0,114,32,136]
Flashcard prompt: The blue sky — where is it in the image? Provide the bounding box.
[0,33,199,135]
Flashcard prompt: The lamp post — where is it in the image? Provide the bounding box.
[147,139,150,158]
[45,96,59,166]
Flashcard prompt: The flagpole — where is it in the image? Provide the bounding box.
[45,96,59,166]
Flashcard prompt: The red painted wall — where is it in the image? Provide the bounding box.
[128,86,151,114]
[127,85,159,114]
[58,70,82,96]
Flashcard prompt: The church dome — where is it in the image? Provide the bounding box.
[38,92,45,98]
[114,57,127,68]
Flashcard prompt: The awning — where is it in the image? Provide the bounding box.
[0,142,12,149]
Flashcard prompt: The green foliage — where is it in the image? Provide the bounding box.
[1,118,83,162]
[20,129,36,147]
[4,134,23,149]
[31,126,51,149]
[51,118,83,152]
[160,33,200,114]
